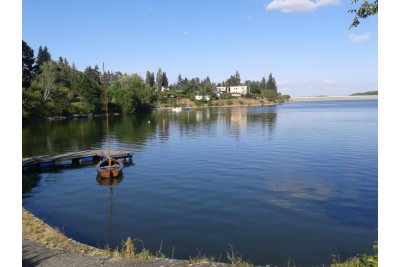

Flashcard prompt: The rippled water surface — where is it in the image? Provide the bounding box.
[22,100,378,266]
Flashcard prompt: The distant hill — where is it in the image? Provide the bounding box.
[350,91,378,96]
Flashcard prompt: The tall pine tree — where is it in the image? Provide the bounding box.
[266,73,277,92]
[22,40,35,89]
[35,45,52,74]
[145,71,155,87]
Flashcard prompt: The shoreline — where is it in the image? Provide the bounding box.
[25,96,377,122]
[289,95,378,102]
[22,208,227,266]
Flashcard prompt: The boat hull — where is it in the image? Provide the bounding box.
[96,158,124,178]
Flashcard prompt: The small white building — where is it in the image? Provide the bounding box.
[161,86,170,92]
[195,95,211,101]
[216,86,227,93]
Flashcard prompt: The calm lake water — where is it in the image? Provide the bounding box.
[22,100,378,266]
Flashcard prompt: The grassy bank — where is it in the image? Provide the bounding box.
[22,208,377,266]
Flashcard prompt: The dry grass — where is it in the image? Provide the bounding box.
[24,208,375,266]
[22,208,109,256]
[23,208,165,260]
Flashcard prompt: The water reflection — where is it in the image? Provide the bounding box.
[96,175,124,187]
[23,107,278,158]
[22,173,41,195]
[21,101,377,266]
[96,175,124,248]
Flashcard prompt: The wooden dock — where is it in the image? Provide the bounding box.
[22,149,134,172]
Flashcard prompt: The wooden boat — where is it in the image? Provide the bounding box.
[96,158,124,178]
[96,63,124,178]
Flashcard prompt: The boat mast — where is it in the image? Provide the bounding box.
[103,63,111,165]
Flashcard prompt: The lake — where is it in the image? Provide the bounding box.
[22,100,378,266]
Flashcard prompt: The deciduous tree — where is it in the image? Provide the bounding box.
[349,0,378,28]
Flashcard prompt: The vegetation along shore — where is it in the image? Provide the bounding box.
[23,41,290,122]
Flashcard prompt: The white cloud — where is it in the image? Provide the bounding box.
[266,0,340,13]
[348,33,371,44]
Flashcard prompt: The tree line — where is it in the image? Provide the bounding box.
[22,40,288,121]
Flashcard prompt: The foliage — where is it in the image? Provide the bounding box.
[22,87,44,120]
[266,73,277,92]
[225,70,241,86]
[249,81,260,94]
[349,0,378,28]
[109,74,156,113]
[35,45,51,74]
[145,71,155,87]
[21,40,289,121]
[71,72,101,114]
[22,40,35,89]
[331,243,378,267]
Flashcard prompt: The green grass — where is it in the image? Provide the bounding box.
[331,244,378,267]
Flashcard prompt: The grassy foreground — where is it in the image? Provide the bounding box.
[22,208,377,266]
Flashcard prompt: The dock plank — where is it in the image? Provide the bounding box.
[22,150,134,167]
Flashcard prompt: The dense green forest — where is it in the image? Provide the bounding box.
[22,40,289,121]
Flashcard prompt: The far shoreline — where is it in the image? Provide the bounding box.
[289,95,378,102]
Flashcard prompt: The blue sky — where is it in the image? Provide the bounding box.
[22,0,378,96]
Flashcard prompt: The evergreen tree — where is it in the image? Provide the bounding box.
[56,57,72,88]
[260,76,266,90]
[226,75,236,86]
[266,73,277,92]
[235,70,241,85]
[145,71,155,87]
[22,40,35,89]
[177,74,183,87]
[35,45,52,73]
[156,68,163,89]
[162,71,168,87]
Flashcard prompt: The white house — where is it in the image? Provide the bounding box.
[215,86,249,96]
[227,86,249,95]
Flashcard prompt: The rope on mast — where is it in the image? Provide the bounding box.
[103,63,111,166]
